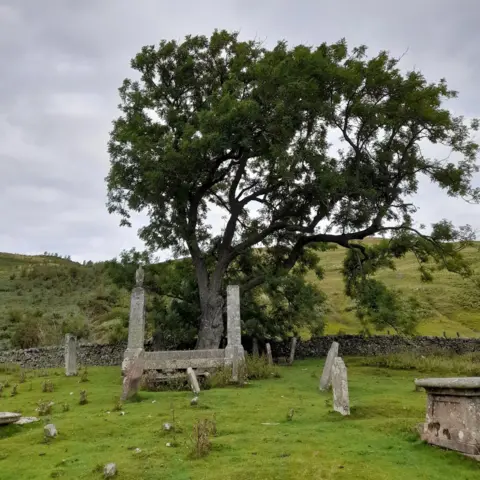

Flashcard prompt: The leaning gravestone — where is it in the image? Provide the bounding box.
[186,367,201,395]
[65,334,77,376]
[331,357,350,416]
[121,350,145,401]
[319,341,339,391]
[265,342,273,365]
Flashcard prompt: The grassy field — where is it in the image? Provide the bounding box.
[0,359,479,479]
[0,240,479,350]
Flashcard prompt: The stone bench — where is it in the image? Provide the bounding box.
[415,377,480,458]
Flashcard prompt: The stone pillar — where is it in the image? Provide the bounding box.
[123,267,146,375]
[288,337,298,365]
[225,285,245,363]
[265,342,273,365]
[64,334,77,376]
[231,345,241,382]
[331,357,350,416]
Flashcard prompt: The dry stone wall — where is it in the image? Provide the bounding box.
[270,335,480,358]
[0,335,479,369]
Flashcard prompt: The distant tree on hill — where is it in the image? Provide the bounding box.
[107,30,478,348]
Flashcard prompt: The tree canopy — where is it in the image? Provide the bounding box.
[107,30,478,348]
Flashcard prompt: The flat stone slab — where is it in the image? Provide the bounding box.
[0,412,21,425]
[415,377,480,389]
[14,416,39,425]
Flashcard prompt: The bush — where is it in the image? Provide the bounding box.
[206,354,281,388]
[11,317,42,349]
[36,400,54,416]
[190,418,217,458]
[360,352,480,376]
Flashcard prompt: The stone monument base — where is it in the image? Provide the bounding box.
[415,377,480,457]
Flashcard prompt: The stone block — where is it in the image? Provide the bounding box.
[415,377,480,456]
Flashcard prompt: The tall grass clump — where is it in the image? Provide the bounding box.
[360,351,480,376]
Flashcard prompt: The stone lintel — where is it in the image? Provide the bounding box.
[415,377,480,390]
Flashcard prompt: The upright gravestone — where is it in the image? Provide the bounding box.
[319,341,339,391]
[265,342,273,365]
[65,334,77,376]
[288,337,298,365]
[331,357,350,416]
[225,285,245,363]
[123,266,146,376]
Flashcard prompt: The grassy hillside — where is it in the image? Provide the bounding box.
[312,240,480,338]
[0,253,130,350]
[0,240,479,350]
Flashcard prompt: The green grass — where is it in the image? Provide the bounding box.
[0,360,479,479]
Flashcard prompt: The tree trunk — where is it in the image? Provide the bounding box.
[196,290,224,349]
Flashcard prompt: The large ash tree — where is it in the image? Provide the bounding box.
[107,30,479,349]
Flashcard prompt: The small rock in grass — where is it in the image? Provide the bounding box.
[44,424,57,438]
[104,463,117,477]
[190,396,198,406]
[163,422,172,431]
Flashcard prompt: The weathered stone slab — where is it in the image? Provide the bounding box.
[265,342,273,365]
[225,285,245,363]
[44,423,57,437]
[0,412,21,425]
[231,345,242,382]
[14,416,39,425]
[288,337,298,365]
[65,334,77,376]
[186,367,200,395]
[121,350,145,401]
[319,341,339,391]
[415,377,480,456]
[143,349,225,370]
[331,357,350,416]
[127,287,145,350]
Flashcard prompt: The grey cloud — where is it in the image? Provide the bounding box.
[0,0,479,262]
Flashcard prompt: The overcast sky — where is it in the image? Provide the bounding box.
[1,0,479,262]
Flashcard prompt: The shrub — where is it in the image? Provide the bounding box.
[360,352,480,376]
[36,400,54,416]
[190,418,216,458]
[11,317,42,349]
[79,390,88,405]
[42,380,54,393]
